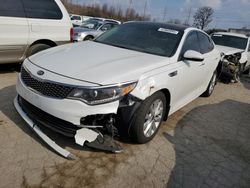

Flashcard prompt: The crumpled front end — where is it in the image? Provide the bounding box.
[14,63,141,158]
[219,52,244,83]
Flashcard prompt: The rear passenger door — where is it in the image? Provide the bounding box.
[21,0,68,45]
[0,0,29,63]
[197,31,218,87]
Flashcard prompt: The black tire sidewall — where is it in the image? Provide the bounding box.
[84,36,94,41]
[27,44,51,57]
[130,92,167,144]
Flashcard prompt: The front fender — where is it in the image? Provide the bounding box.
[240,52,247,64]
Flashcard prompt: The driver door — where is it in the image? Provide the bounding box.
[171,31,205,111]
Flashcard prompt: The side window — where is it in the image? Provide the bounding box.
[180,31,200,60]
[100,24,112,31]
[0,0,25,18]
[197,32,214,54]
[22,0,63,20]
[71,16,81,21]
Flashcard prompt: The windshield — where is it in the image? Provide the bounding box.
[95,22,183,57]
[211,34,247,50]
[81,20,103,30]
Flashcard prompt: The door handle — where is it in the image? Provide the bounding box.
[169,70,178,77]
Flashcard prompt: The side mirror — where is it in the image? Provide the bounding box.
[183,50,204,61]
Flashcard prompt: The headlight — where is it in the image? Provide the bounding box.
[68,82,137,105]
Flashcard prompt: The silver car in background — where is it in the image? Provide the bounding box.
[73,19,119,41]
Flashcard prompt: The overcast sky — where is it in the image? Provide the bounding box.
[74,0,250,29]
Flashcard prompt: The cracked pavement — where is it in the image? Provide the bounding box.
[0,65,249,188]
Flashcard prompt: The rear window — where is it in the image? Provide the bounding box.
[0,0,25,18]
[22,0,63,20]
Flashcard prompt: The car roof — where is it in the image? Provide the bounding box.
[124,21,189,32]
[212,32,248,39]
[90,17,121,24]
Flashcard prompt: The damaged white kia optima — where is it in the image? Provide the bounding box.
[14,22,220,158]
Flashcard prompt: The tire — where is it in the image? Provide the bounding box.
[233,63,241,83]
[201,71,217,97]
[84,36,94,41]
[244,69,250,75]
[130,92,167,144]
[27,44,51,57]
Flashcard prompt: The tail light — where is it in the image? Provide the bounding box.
[70,27,74,42]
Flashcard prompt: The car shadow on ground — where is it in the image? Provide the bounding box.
[0,63,21,73]
[164,100,250,188]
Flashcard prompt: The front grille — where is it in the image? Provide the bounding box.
[21,67,74,99]
[18,96,79,137]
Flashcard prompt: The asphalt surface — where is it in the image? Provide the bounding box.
[0,64,250,188]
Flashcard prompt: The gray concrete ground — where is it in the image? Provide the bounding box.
[0,65,250,188]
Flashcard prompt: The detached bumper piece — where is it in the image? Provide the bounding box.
[75,128,123,153]
[14,96,123,158]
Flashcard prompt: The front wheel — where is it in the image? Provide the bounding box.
[202,71,217,97]
[233,63,241,83]
[27,44,51,57]
[130,92,167,144]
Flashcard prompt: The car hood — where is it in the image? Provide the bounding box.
[29,41,169,85]
[215,45,244,55]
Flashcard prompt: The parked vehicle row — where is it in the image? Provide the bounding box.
[14,21,220,158]
[73,19,119,41]
[70,14,121,27]
[69,14,92,26]
[0,0,73,64]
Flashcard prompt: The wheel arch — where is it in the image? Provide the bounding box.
[30,39,57,48]
[159,88,171,121]
[84,35,94,40]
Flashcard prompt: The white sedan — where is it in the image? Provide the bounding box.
[14,22,220,158]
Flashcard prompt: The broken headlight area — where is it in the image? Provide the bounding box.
[219,52,242,83]
[68,82,137,105]
[79,94,143,138]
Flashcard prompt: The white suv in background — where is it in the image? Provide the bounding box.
[0,0,73,64]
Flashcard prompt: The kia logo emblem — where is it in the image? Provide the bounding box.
[37,70,44,76]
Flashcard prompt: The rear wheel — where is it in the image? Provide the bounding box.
[84,36,94,41]
[130,92,167,144]
[27,44,51,57]
[202,71,217,97]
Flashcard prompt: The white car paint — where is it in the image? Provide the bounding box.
[17,26,219,124]
[212,32,250,69]
[14,23,220,155]
[0,0,72,64]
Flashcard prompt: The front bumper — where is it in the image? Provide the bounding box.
[16,74,120,125]
[13,96,75,159]
[73,35,83,42]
